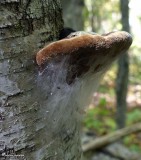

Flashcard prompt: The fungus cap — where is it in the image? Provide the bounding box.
[36,31,132,66]
[36,31,132,84]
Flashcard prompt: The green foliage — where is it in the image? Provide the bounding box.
[130,55,141,84]
[84,0,120,32]
[98,97,107,107]
[83,106,141,152]
[126,109,141,152]
[127,109,141,125]
[129,144,141,152]
[83,98,116,135]
[124,136,141,152]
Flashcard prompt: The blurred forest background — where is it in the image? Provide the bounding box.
[61,0,141,155]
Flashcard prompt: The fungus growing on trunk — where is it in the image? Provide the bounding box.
[35,32,132,152]
[36,31,132,85]
[36,31,132,112]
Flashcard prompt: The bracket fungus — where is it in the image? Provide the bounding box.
[36,31,132,85]
[35,31,132,158]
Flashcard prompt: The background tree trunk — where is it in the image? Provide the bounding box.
[61,0,84,30]
[116,0,130,129]
[0,1,82,159]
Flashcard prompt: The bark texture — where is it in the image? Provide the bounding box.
[0,1,132,160]
[116,0,130,129]
[0,1,83,160]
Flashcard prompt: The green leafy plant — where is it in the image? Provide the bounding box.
[83,97,116,134]
[127,109,141,125]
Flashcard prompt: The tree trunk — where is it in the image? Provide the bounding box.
[0,1,82,159]
[116,0,130,129]
[0,1,132,159]
[61,0,84,30]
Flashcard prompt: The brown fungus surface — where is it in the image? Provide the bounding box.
[36,31,132,84]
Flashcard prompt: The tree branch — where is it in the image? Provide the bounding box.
[82,123,141,152]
